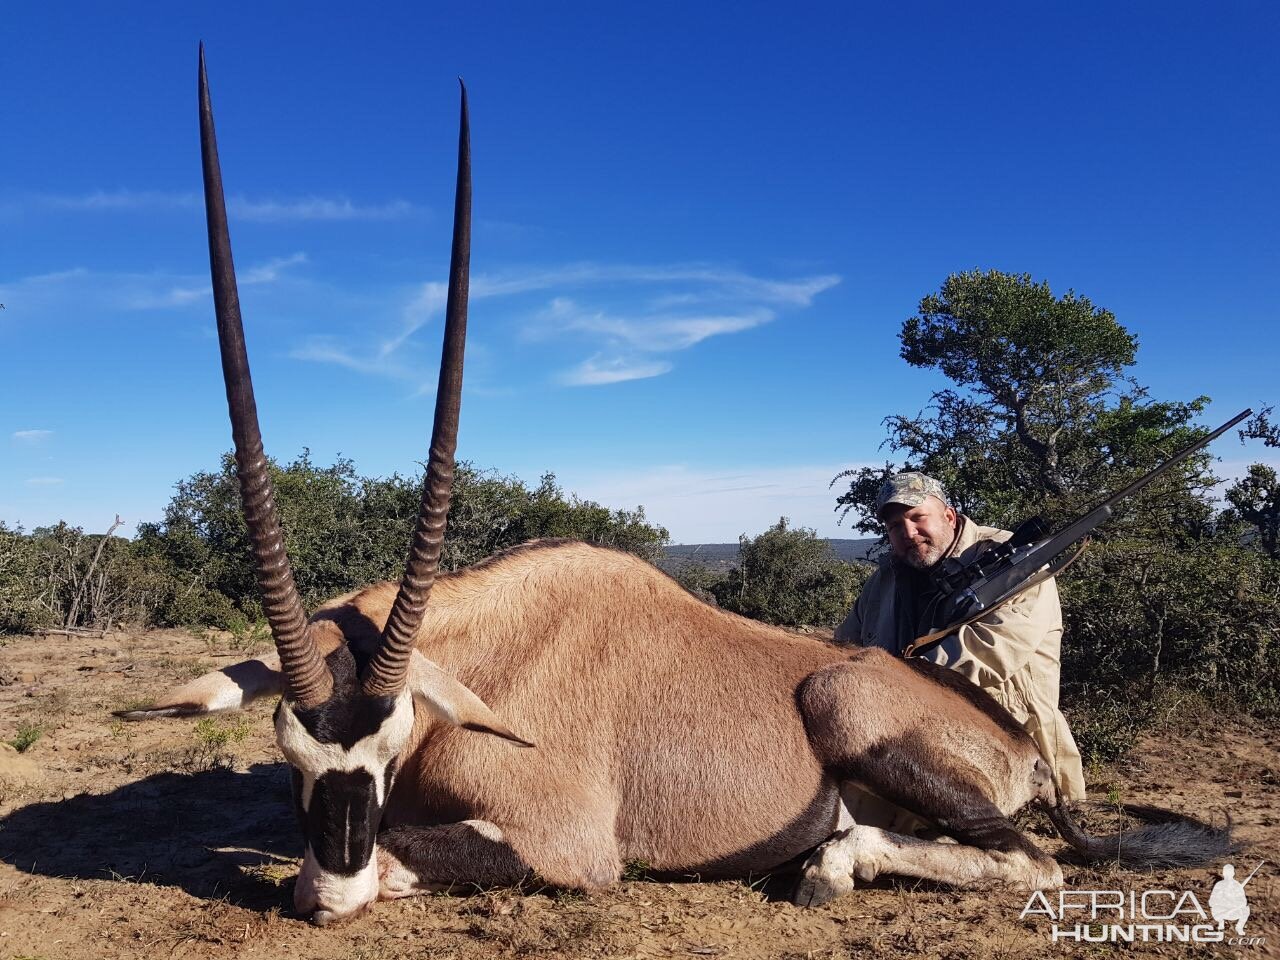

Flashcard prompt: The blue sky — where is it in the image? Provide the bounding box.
[2,2,1277,544]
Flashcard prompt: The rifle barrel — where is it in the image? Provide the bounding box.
[1038,408,1253,552]
[945,407,1256,623]
[1242,859,1268,886]
[1102,408,1252,509]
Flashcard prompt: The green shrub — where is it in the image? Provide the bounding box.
[1,520,171,633]
[9,721,44,753]
[0,522,48,634]
[712,519,871,628]
[1060,539,1280,718]
[193,716,251,750]
[135,453,669,625]
[3,455,669,634]
[671,562,728,605]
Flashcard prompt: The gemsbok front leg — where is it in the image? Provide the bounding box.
[375,821,531,900]
[375,797,626,901]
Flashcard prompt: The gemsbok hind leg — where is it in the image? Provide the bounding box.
[794,655,1063,905]
[795,815,1062,906]
[375,821,531,900]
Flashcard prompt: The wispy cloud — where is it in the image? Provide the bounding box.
[10,190,419,223]
[6,267,90,285]
[297,261,840,388]
[558,355,673,386]
[533,297,774,352]
[230,197,416,223]
[129,252,307,308]
[380,281,449,359]
[242,252,309,284]
[26,476,64,486]
[127,282,208,310]
[285,277,448,390]
[470,263,840,306]
[12,429,52,442]
[38,190,196,213]
[290,337,408,379]
[0,254,311,315]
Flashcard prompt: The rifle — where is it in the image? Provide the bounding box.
[903,408,1253,659]
[1241,859,1268,886]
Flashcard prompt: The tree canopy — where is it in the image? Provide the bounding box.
[835,270,1214,535]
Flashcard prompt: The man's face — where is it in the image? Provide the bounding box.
[882,497,958,570]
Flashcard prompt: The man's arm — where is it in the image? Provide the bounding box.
[927,576,1062,687]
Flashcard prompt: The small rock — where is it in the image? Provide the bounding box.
[1224,789,1244,798]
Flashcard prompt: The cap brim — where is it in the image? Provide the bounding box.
[875,493,940,519]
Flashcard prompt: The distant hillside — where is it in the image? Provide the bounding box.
[658,538,879,575]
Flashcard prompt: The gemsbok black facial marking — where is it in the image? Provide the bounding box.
[293,648,397,748]
[307,768,381,875]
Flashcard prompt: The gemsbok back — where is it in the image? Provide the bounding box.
[123,49,1236,926]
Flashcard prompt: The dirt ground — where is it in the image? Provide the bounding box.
[0,627,1275,960]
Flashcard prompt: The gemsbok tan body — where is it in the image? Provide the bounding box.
[124,50,1236,927]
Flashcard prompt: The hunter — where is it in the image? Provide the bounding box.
[835,472,1087,806]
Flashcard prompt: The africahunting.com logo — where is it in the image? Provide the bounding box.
[1020,861,1267,946]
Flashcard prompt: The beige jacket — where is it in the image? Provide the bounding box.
[835,515,1087,802]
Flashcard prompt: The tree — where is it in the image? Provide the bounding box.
[1,519,169,633]
[0,521,46,634]
[1223,408,1280,558]
[834,270,1213,536]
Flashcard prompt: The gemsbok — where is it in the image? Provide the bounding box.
[123,49,1235,926]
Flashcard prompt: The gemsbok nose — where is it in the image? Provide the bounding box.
[293,845,381,925]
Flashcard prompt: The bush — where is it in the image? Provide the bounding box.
[671,562,727,606]
[711,519,871,628]
[136,453,669,626]
[0,522,48,634]
[439,467,668,570]
[1,520,170,633]
[1060,539,1280,718]
[9,721,44,753]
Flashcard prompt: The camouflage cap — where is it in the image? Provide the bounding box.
[874,471,949,518]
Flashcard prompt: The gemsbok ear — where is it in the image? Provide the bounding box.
[408,651,534,748]
[115,654,284,720]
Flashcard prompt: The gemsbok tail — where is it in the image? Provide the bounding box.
[1043,798,1239,868]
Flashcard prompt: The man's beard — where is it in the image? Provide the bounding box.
[900,538,947,571]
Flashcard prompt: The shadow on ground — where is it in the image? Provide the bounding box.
[0,762,299,909]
